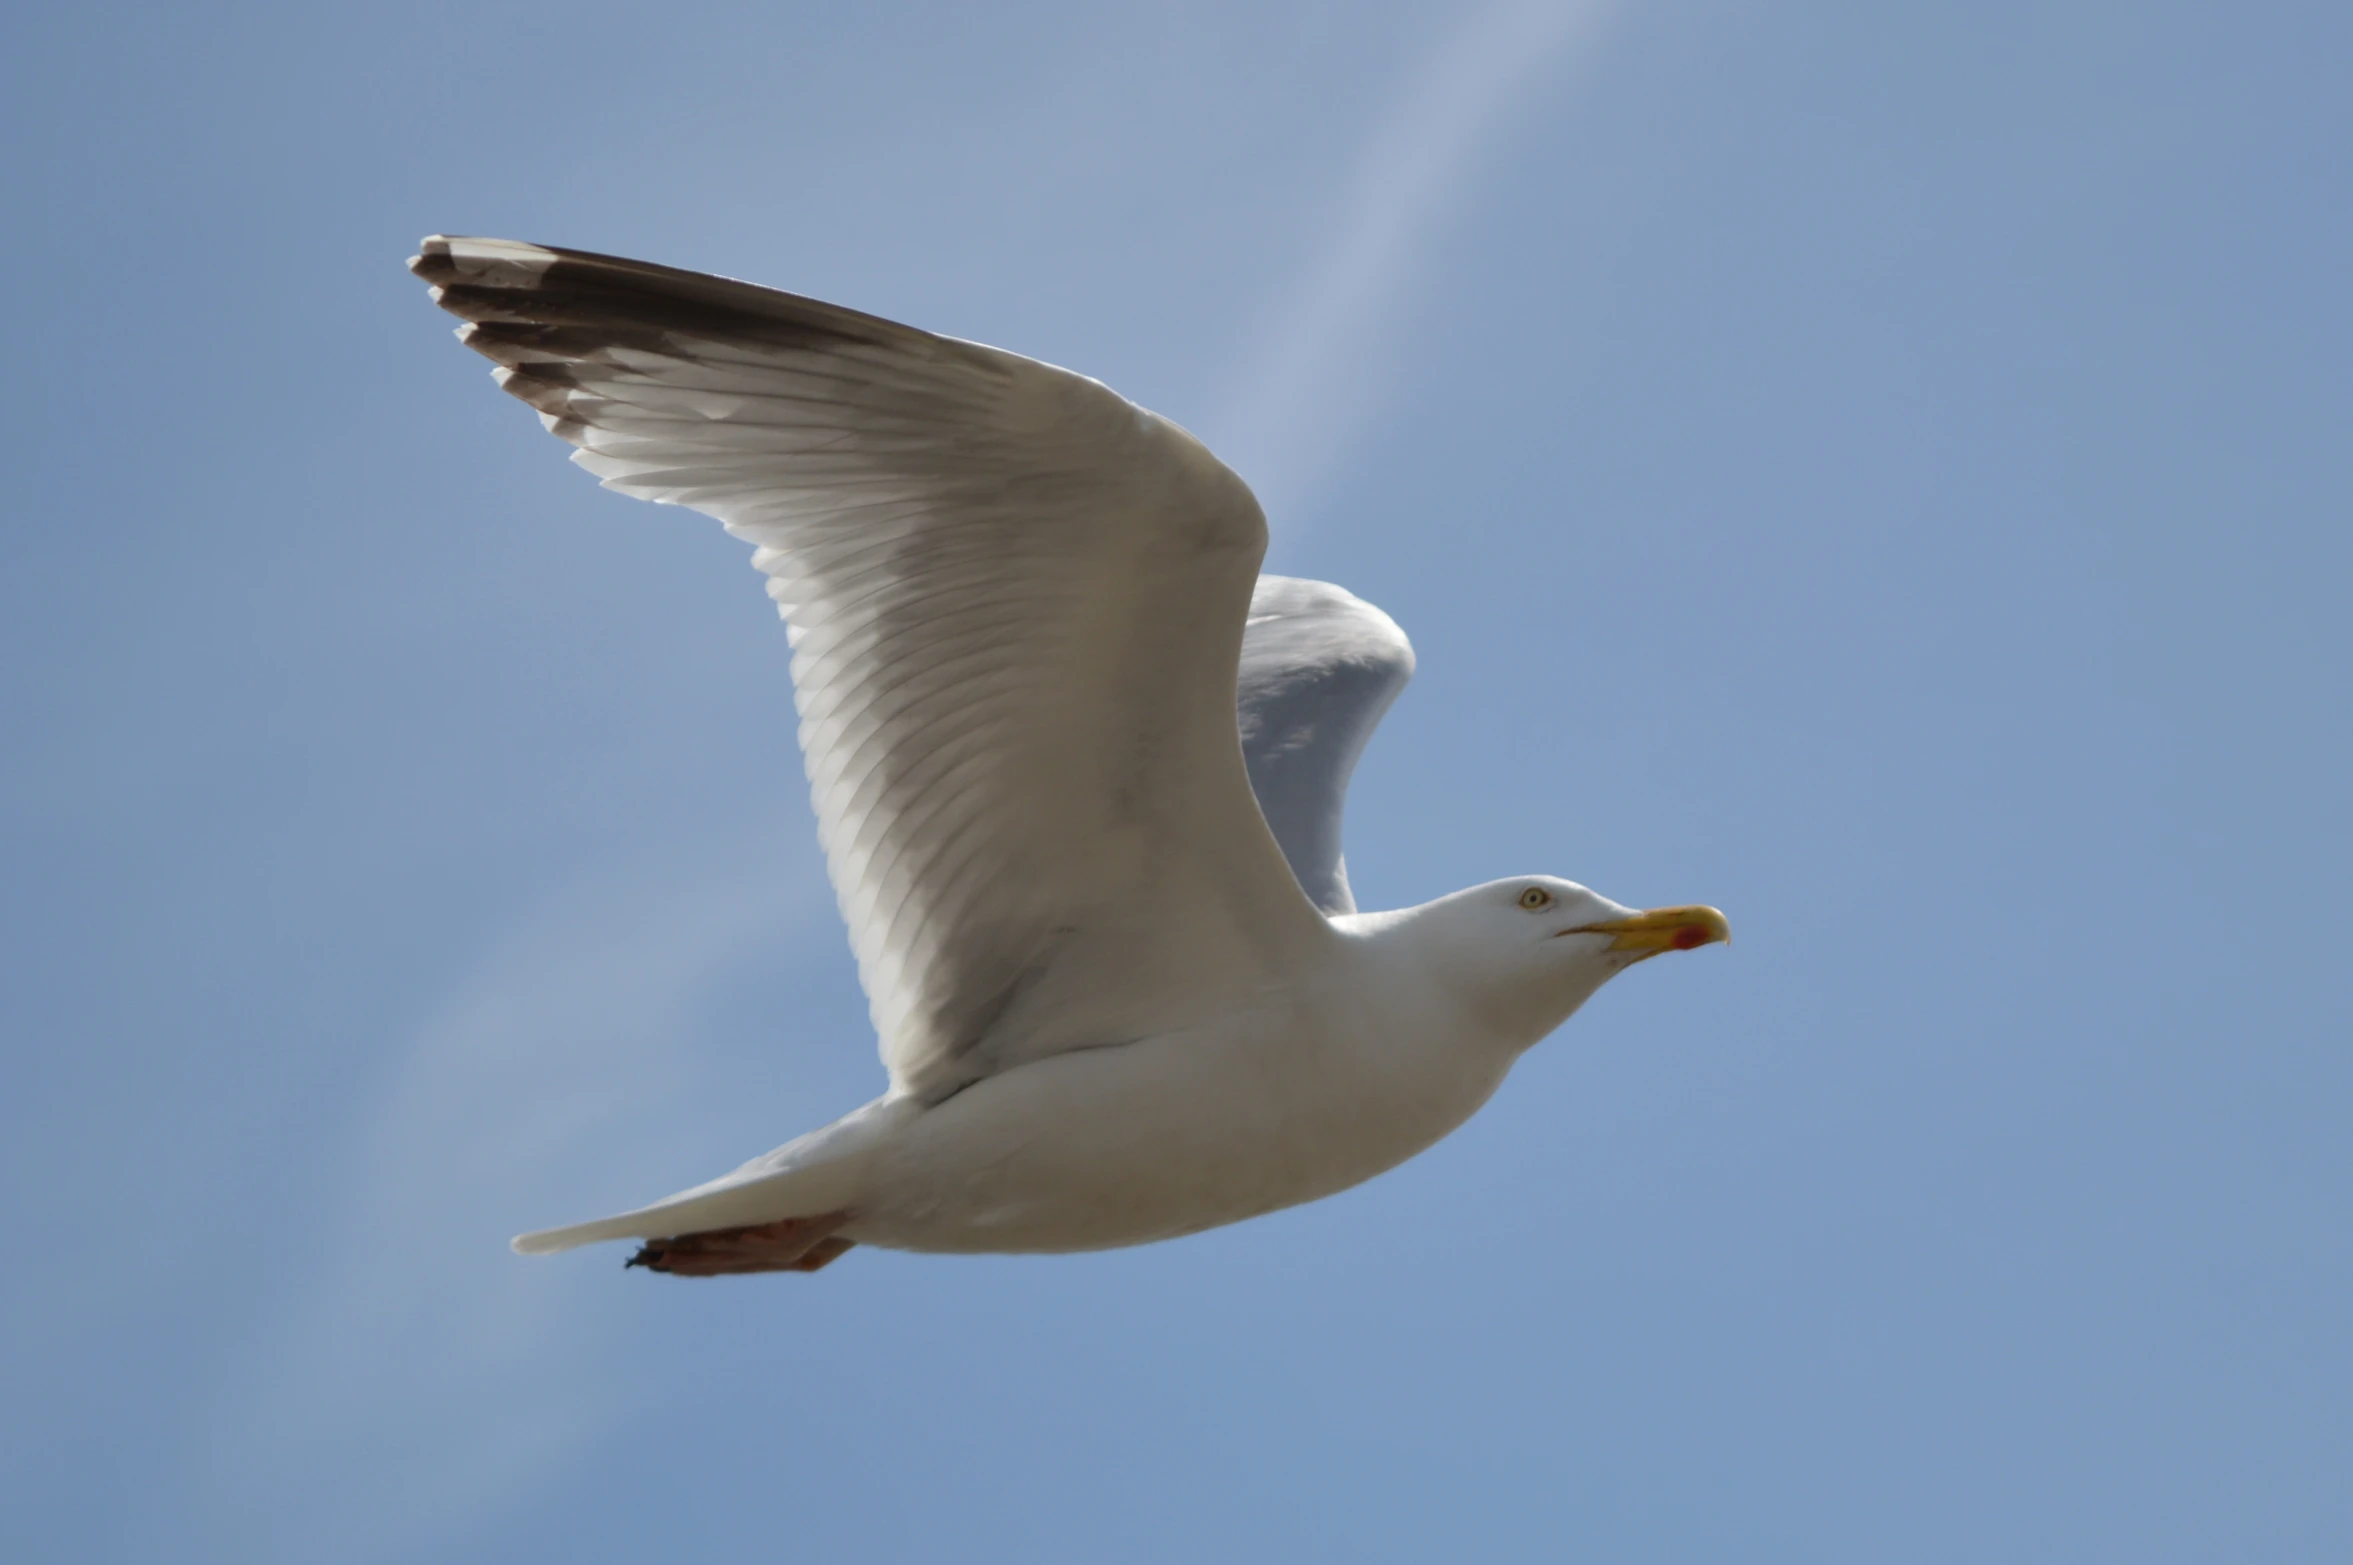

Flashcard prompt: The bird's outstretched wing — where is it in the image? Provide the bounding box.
[413,237,1326,1101]
[1237,578,1415,915]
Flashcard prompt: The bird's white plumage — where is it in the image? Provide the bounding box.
[410,237,1721,1266]
[1237,577,1416,915]
[419,237,1324,1105]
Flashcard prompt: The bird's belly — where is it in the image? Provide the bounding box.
[847,1018,1510,1255]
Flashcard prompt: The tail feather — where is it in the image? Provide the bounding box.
[511,1095,908,1255]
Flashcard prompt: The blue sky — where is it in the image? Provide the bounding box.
[3,0,2347,1559]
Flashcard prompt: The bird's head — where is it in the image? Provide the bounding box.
[1405,876,1729,1046]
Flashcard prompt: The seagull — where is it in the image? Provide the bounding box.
[410,236,1728,1276]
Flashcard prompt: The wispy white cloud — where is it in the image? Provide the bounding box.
[207,854,833,1559]
[1208,0,1625,539]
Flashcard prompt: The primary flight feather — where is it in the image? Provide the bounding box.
[411,236,1726,1276]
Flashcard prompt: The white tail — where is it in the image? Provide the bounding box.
[511,1095,910,1254]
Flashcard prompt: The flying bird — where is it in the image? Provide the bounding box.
[410,236,1728,1276]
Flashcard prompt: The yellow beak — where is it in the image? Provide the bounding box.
[1564,904,1731,962]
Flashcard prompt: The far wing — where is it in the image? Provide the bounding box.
[1237,577,1415,915]
[412,237,1329,1102]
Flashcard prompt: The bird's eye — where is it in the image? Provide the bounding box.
[1518,887,1553,911]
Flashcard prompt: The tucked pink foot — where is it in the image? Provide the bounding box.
[626,1211,855,1277]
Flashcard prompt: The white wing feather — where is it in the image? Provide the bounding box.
[1237,578,1415,915]
[413,237,1326,1102]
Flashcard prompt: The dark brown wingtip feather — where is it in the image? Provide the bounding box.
[490,366,594,443]
[409,235,923,357]
[455,320,681,368]
[492,364,584,417]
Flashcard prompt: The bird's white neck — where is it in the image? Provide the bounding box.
[1331,900,1610,1059]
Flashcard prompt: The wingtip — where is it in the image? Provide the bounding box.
[406,234,451,278]
[408,235,562,286]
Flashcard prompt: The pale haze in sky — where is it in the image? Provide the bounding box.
[2,2,2348,1561]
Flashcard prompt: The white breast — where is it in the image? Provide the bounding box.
[847,936,1518,1254]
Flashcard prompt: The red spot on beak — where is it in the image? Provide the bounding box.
[1671,926,1707,950]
